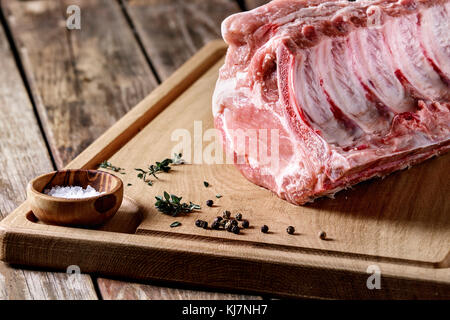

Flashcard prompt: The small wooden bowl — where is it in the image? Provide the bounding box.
[27,170,123,227]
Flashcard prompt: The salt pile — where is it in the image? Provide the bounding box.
[44,185,105,199]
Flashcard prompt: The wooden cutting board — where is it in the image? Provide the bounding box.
[1,41,449,299]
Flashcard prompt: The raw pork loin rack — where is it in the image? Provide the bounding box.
[213,0,450,205]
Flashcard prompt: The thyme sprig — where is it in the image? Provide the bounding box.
[155,191,201,216]
[99,161,125,174]
[135,158,172,186]
[135,153,185,186]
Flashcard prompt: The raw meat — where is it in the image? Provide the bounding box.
[212,0,450,205]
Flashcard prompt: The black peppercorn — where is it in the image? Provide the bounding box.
[319,231,327,240]
[225,220,233,232]
[211,221,220,230]
[195,219,203,228]
[215,216,223,222]
[195,219,208,229]
[206,200,214,207]
[286,226,295,235]
[261,225,269,233]
[235,213,243,221]
[231,225,240,234]
[222,210,231,219]
[230,219,238,226]
[241,220,249,228]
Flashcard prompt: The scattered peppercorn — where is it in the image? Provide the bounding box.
[225,220,234,232]
[211,221,220,230]
[206,199,214,207]
[230,219,238,227]
[222,210,231,219]
[319,231,327,240]
[241,220,249,228]
[231,225,240,234]
[235,213,242,221]
[203,181,210,187]
[261,225,269,233]
[286,226,295,235]
[214,216,223,223]
[195,219,207,229]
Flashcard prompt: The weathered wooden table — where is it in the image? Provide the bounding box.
[0,0,271,300]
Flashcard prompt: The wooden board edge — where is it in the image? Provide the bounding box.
[66,39,227,170]
[0,207,449,297]
[0,220,448,299]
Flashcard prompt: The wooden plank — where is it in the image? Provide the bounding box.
[0,20,97,300]
[98,279,262,300]
[98,0,244,299]
[3,0,159,168]
[123,0,240,80]
[244,0,270,10]
[1,43,448,299]
[4,0,247,299]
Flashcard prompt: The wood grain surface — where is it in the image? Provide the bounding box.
[96,0,244,300]
[3,0,158,168]
[1,43,447,299]
[123,0,240,80]
[0,21,97,300]
[98,279,262,300]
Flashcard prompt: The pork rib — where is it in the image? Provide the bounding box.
[213,0,450,205]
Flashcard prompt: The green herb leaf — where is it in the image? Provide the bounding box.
[170,221,182,228]
[171,194,182,204]
[216,194,222,199]
[164,191,170,201]
[155,191,200,216]
[135,156,182,186]
[99,161,125,174]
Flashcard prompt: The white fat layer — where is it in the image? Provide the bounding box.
[212,76,238,117]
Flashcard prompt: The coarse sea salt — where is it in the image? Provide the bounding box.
[44,185,105,199]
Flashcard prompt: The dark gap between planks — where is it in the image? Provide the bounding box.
[118,0,163,84]
[0,5,58,170]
